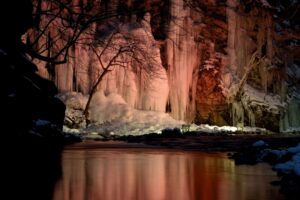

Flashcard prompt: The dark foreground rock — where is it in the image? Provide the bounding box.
[1,135,63,200]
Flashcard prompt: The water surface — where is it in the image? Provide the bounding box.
[53,145,283,200]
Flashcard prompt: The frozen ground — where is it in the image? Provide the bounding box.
[59,92,270,138]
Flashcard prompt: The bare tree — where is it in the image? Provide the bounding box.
[23,0,165,127]
[233,51,266,101]
[25,0,127,64]
[82,28,162,126]
[26,0,164,63]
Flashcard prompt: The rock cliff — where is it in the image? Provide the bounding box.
[29,0,299,132]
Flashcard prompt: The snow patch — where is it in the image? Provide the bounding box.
[272,143,300,176]
[35,119,51,127]
[252,140,267,147]
[287,143,300,154]
[243,85,283,112]
[60,91,274,136]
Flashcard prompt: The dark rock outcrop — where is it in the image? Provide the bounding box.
[0,0,67,143]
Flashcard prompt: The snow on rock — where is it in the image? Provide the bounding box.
[35,119,51,127]
[60,91,272,136]
[243,85,283,113]
[57,92,87,110]
[230,84,283,132]
[274,161,295,174]
[272,143,300,176]
[273,154,300,176]
[191,124,267,133]
[86,91,184,135]
[60,91,184,136]
[63,126,80,134]
[287,143,300,154]
[57,92,88,128]
[293,153,300,176]
[282,127,300,133]
[269,149,288,158]
[252,140,267,147]
[89,91,131,124]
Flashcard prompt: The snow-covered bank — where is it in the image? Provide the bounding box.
[272,143,300,176]
[231,141,300,174]
[59,91,183,136]
[58,92,280,138]
[261,143,300,199]
[230,140,300,199]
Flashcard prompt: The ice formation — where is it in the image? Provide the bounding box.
[60,91,184,136]
[32,0,299,133]
[165,0,199,121]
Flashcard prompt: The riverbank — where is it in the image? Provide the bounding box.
[68,132,300,152]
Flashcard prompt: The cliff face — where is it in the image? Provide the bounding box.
[31,0,300,132]
[225,0,300,131]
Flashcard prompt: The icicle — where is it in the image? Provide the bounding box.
[282,98,300,132]
[166,0,199,121]
[241,97,255,127]
[232,101,244,130]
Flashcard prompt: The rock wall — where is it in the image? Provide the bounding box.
[30,0,300,132]
[225,0,299,131]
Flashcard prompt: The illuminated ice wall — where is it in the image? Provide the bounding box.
[32,0,300,132]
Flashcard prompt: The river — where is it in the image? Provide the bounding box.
[52,142,284,200]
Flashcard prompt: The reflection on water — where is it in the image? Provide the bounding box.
[53,147,283,200]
